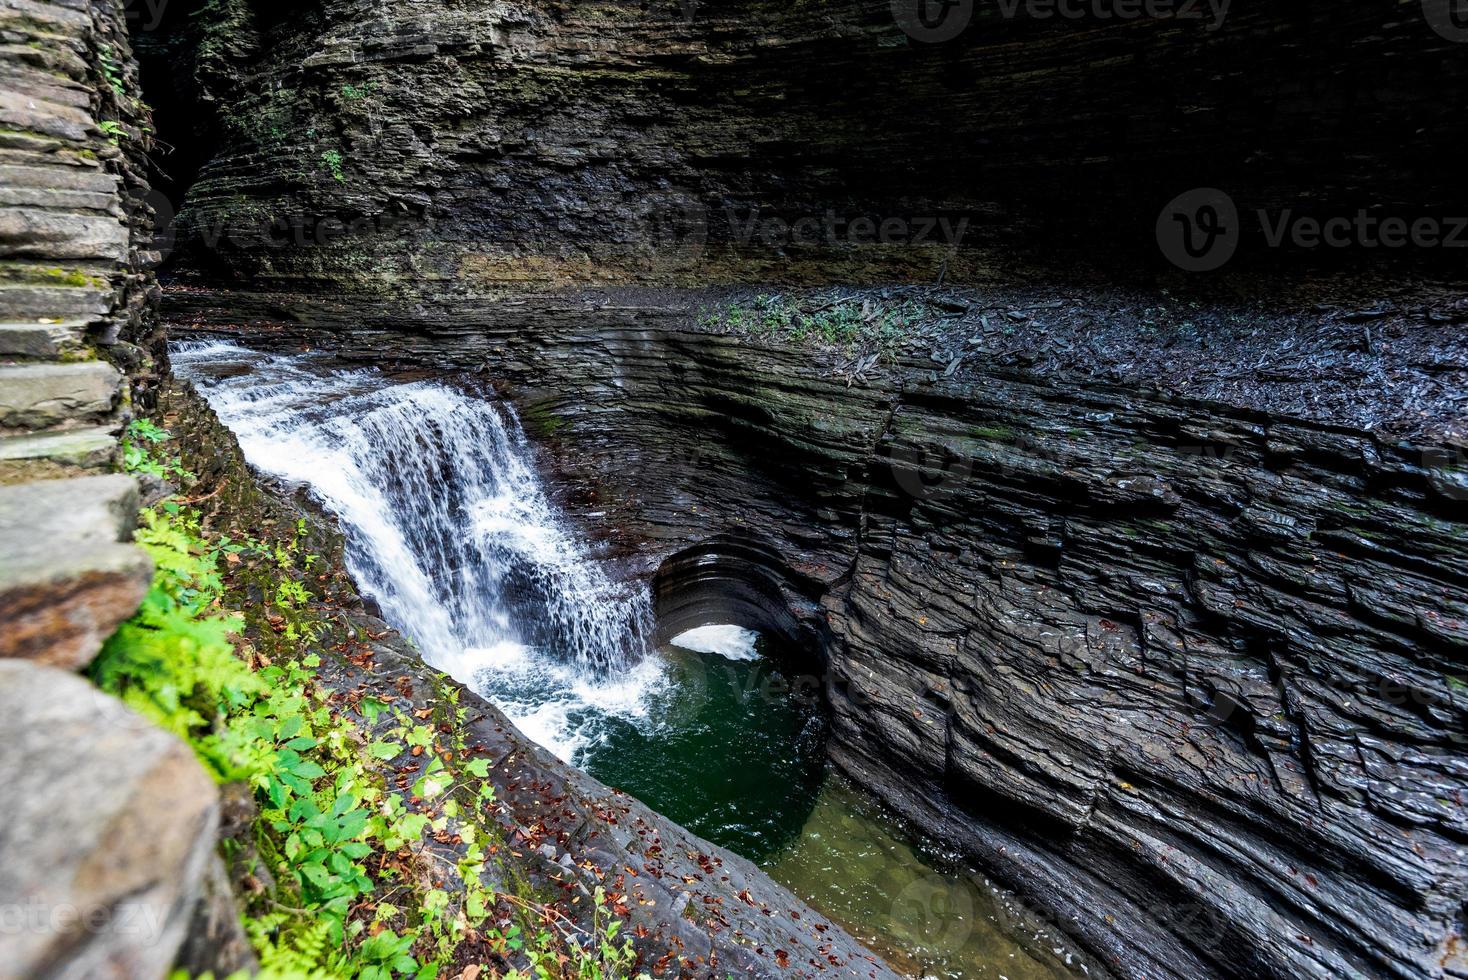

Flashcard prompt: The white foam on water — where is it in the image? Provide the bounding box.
[671,624,762,661]
[173,340,659,763]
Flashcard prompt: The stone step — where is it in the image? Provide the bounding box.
[0,361,123,432]
[0,661,218,979]
[0,136,100,165]
[0,319,88,357]
[0,473,141,545]
[0,475,153,669]
[0,207,128,262]
[0,163,117,193]
[0,0,92,31]
[0,283,112,319]
[0,185,118,212]
[0,88,93,143]
[0,425,118,483]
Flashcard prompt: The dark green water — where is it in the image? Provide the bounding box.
[580,633,828,860]
[579,630,1087,979]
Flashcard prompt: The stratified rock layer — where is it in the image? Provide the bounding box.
[153,0,1468,287]
[0,660,219,980]
[169,288,1468,980]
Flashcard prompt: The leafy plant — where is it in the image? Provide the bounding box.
[98,44,126,97]
[321,149,346,183]
[702,292,928,360]
[122,419,195,482]
[108,419,647,979]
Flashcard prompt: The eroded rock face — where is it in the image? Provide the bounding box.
[519,326,1468,980]
[0,661,220,980]
[526,329,1468,980]
[166,290,1468,980]
[149,0,1468,287]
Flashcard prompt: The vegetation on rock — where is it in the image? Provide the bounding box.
[95,423,646,980]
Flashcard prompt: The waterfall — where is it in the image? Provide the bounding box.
[173,341,660,758]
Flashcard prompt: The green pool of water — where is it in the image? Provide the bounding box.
[581,632,828,860]
[578,629,1086,979]
[766,775,1082,979]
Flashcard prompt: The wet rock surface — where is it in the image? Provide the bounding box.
[167,284,1468,980]
[159,378,902,980]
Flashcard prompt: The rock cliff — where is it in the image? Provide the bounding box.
[26,0,1462,975]
[0,4,217,977]
[165,283,1468,980]
[147,0,1468,288]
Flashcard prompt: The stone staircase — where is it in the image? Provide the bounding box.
[0,4,222,976]
[0,0,139,484]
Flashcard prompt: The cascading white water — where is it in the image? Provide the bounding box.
[171,342,1082,977]
[172,340,662,758]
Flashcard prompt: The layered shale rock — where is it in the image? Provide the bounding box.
[167,284,1468,980]
[0,0,157,679]
[0,661,219,980]
[149,0,1468,289]
[135,0,1468,975]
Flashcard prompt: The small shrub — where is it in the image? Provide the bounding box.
[321,149,346,183]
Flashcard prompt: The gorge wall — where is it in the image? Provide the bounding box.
[163,283,1468,980]
[0,3,224,978]
[107,0,1468,976]
[143,0,1468,289]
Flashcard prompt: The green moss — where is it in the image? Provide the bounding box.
[969,425,1015,442]
[0,264,104,287]
[57,344,98,363]
[521,400,569,438]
